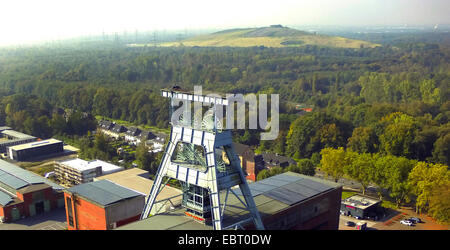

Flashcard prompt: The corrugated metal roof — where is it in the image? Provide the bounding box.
[0,171,29,189]
[256,177,293,187]
[282,182,318,197]
[0,190,14,206]
[233,172,333,205]
[66,180,143,206]
[90,180,141,199]
[0,160,63,191]
[269,173,304,183]
[264,187,308,205]
[1,130,35,139]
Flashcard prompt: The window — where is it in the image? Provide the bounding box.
[66,197,74,227]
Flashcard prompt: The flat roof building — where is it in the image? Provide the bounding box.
[63,179,145,230]
[94,168,182,215]
[0,129,37,153]
[55,158,124,186]
[2,130,35,139]
[7,138,63,161]
[0,160,64,223]
[0,127,12,132]
[340,194,382,220]
[118,172,342,230]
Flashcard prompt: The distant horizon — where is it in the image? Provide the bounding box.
[1,0,449,46]
[1,23,449,48]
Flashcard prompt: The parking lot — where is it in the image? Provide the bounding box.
[339,207,449,230]
[0,208,67,230]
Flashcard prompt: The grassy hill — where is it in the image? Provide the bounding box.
[159,25,380,49]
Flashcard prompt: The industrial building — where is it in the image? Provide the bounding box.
[0,129,37,154]
[63,179,145,230]
[340,194,382,220]
[7,138,63,161]
[118,172,342,230]
[55,158,124,186]
[94,168,182,215]
[0,159,64,223]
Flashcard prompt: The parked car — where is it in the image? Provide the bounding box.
[400,220,413,226]
[346,221,355,227]
[356,222,367,230]
[408,217,422,223]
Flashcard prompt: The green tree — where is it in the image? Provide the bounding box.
[428,183,450,224]
[256,166,284,181]
[379,113,418,157]
[385,156,415,207]
[315,123,345,149]
[359,73,388,103]
[287,159,315,176]
[419,79,441,104]
[319,147,349,182]
[286,112,349,158]
[256,169,270,181]
[372,153,390,200]
[94,132,109,153]
[344,151,374,195]
[347,126,378,153]
[408,162,450,214]
[432,133,450,166]
[136,141,155,172]
[50,114,67,135]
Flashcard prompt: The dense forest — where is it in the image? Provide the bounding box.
[0,33,449,223]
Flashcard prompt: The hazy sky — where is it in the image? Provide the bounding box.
[0,0,449,45]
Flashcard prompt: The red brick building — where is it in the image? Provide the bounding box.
[231,144,297,182]
[63,179,145,230]
[0,160,64,223]
[232,143,259,182]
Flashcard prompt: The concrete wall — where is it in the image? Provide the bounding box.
[105,196,144,229]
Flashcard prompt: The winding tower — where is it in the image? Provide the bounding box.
[140,88,264,230]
